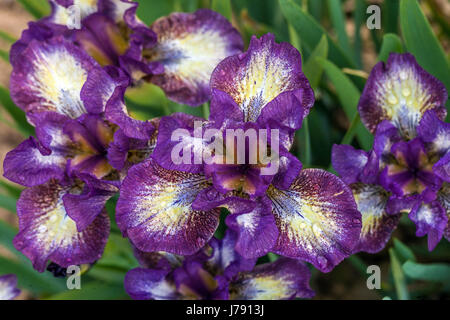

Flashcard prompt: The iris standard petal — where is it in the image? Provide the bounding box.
[358,53,447,139]
[148,9,243,106]
[210,33,313,124]
[10,37,97,119]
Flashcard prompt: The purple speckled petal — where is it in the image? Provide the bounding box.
[14,180,110,272]
[10,37,97,119]
[358,53,447,138]
[210,33,313,123]
[409,201,448,251]
[152,113,206,173]
[124,268,178,300]
[229,258,314,300]
[417,110,450,159]
[0,275,20,300]
[63,174,118,231]
[116,159,220,255]
[3,137,66,187]
[267,169,361,272]
[351,183,401,253]
[225,197,279,259]
[148,9,243,106]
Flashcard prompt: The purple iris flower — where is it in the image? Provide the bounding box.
[0,275,20,300]
[12,1,243,106]
[333,53,449,252]
[124,231,314,300]
[117,34,362,273]
[3,36,159,272]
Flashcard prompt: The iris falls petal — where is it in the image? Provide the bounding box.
[266,169,361,272]
[116,159,221,255]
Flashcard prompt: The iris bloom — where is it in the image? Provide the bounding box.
[117,34,362,273]
[13,1,243,106]
[0,275,20,300]
[333,53,449,252]
[4,37,151,271]
[124,231,314,300]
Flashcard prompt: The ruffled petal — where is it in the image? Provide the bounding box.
[267,169,361,272]
[0,275,21,300]
[116,159,220,255]
[210,33,313,123]
[229,258,314,300]
[351,183,400,253]
[10,37,97,119]
[14,180,110,272]
[358,53,447,138]
[409,201,448,251]
[124,268,178,300]
[148,9,243,106]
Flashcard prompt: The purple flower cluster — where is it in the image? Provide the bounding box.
[333,53,449,253]
[13,1,442,300]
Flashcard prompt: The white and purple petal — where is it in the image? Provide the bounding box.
[351,183,400,253]
[124,268,178,300]
[358,53,447,138]
[0,275,20,300]
[409,201,448,251]
[267,169,361,272]
[116,159,220,255]
[229,258,314,300]
[148,9,243,106]
[14,180,110,272]
[10,37,97,119]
